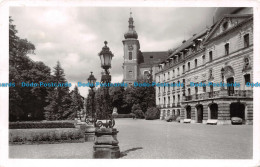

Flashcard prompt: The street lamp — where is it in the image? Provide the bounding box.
[98,41,114,73]
[93,41,120,159]
[96,41,115,128]
[88,71,96,88]
[86,72,96,125]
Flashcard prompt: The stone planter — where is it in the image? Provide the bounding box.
[85,125,96,142]
[93,128,120,159]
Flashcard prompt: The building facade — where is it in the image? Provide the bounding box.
[122,13,168,85]
[155,7,253,124]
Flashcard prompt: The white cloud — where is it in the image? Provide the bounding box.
[10,7,216,96]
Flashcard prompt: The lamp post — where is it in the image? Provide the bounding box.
[93,41,120,159]
[96,41,115,128]
[83,72,97,142]
[86,72,96,125]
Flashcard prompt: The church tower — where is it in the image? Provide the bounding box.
[122,12,140,85]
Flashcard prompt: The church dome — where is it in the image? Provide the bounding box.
[124,29,138,39]
[124,15,138,39]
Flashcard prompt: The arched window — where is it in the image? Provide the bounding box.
[129,52,132,60]
[194,59,197,68]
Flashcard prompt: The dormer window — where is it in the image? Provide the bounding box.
[225,43,229,55]
[244,34,249,48]
[222,22,228,31]
[209,51,213,62]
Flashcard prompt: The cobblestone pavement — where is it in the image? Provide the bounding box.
[9,119,253,159]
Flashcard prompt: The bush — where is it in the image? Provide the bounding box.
[131,104,144,119]
[9,120,76,129]
[133,109,145,119]
[9,128,84,145]
[145,107,160,120]
[131,104,141,113]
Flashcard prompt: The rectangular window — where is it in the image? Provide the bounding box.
[129,52,132,60]
[177,68,180,76]
[172,70,175,78]
[195,87,198,94]
[244,74,250,85]
[244,34,249,48]
[188,62,190,71]
[203,86,206,93]
[225,43,229,55]
[188,88,191,96]
[210,85,213,93]
[195,59,197,68]
[209,51,213,62]
[168,71,170,80]
[183,65,185,73]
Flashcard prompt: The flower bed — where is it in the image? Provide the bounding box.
[9,128,84,145]
[9,120,76,129]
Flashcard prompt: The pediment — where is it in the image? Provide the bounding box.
[204,14,253,44]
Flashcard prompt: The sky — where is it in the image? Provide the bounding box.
[10,7,217,96]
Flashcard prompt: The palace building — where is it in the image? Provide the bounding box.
[122,13,168,85]
[154,7,253,124]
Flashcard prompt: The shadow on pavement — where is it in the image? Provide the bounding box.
[120,147,143,158]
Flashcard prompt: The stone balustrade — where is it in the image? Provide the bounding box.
[184,89,253,101]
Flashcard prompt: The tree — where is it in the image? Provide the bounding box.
[64,86,84,119]
[44,61,72,120]
[109,86,125,114]
[9,16,51,121]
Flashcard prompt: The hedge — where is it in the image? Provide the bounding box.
[9,128,84,145]
[9,121,76,129]
[114,114,132,118]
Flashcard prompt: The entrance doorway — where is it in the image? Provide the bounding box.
[196,105,203,123]
[186,106,191,119]
[210,103,218,119]
[230,103,245,120]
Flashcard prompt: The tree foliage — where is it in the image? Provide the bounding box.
[86,79,156,119]
[9,16,51,121]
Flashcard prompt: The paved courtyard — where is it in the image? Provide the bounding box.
[9,119,253,159]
